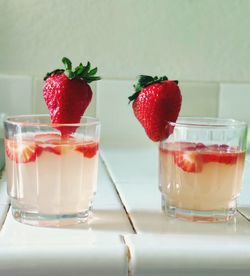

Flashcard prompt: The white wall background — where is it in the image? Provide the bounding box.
[0,0,250,146]
[0,0,250,82]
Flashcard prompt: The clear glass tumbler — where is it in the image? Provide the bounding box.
[159,117,248,222]
[0,113,6,172]
[4,115,100,227]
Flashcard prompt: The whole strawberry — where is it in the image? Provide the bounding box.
[129,75,182,142]
[43,57,100,136]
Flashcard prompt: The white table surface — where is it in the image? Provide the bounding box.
[0,147,250,276]
[102,146,250,276]
[0,159,132,276]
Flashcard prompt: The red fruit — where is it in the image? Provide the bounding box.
[173,151,202,173]
[35,133,62,155]
[43,57,100,136]
[42,144,62,155]
[5,139,39,163]
[201,145,240,165]
[129,75,182,142]
[202,152,239,165]
[75,142,99,158]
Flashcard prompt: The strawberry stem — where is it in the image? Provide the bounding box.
[128,75,170,103]
[44,57,101,83]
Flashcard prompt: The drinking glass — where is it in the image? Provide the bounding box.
[4,115,100,227]
[0,113,6,172]
[159,117,247,222]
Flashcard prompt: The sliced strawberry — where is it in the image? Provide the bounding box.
[36,145,43,157]
[173,151,202,173]
[202,152,239,165]
[42,145,62,155]
[35,133,74,155]
[195,143,207,150]
[5,139,39,163]
[202,144,241,165]
[36,137,62,155]
[75,142,99,158]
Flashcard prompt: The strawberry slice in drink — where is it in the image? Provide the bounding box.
[201,144,240,165]
[34,133,99,157]
[173,150,203,173]
[172,143,243,173]
[5,139,40,163]
[35,133,63,155]
[75,142,99,158]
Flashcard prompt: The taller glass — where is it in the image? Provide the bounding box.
[159,117,247,222]
[4,115,100,227]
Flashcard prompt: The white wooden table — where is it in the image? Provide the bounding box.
[1,77,250,275]
[0,147,250,276]
[102,146,250,276]
[0,160,132,276]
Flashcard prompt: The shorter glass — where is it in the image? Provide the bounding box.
[4,115,100,227]
[159,117,247,222]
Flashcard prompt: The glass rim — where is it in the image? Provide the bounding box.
[168,117,247,128]
[4,114,100,127]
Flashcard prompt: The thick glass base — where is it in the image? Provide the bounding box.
[161,195,237,222]
[12,206,90,227]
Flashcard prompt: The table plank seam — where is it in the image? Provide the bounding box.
[0,172,10,230]
[100,152,137,234]
[0,204,10,230]
[121,235,132,276]
[237,209,250,222]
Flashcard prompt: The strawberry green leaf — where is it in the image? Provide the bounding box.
[86,76,101,82]
[89,67,97,76]
[62,57,72,70]
[81,62,91,76]
[74,61,100,83]
[75,63,84,75]
[43,58,101,83]
[133,75,168,93]
[128,75,175,103]
[128,91,140,103]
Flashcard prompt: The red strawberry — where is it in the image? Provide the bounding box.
[40,142,62,155]
[75,142,99,158]
[35,133,62,155]
[173,151,202,173]
[129,75,182,142]
[5,139,40,163]
[43,57,100,137]
[201,145,240,165]
[202,152,239,165]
